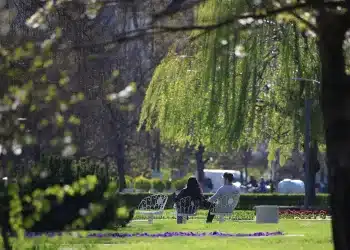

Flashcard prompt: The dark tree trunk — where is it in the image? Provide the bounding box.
[318,10,350,250]
[155,129,161,172]
[305,168,316,208]
[244,164,248,183]
[1,225,11,250]
[106,104,127,192]
[181,143,191,177]
[241,149,252,184]
[116,138,126,192]
[33,144,41,162]
[195,144,205,186]
[114,112,127,192]
[272,149,280,183]
[305,140,320,207]
[146,132,153,169]
[0,155,11,250]
[146,132,155,171]
[148,129,161,173]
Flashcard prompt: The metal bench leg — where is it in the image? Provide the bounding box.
[219,215,225,223]
[148,215,154,224]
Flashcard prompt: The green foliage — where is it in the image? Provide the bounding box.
[134,176,152,192]
[1,174,129,233]
[125,176,133,188]
[152,179,166,192]
[24,155,110,191]
[172,177,188,190]
[164,180,172,190]
[0,155,135,250]
[139,0,324,165]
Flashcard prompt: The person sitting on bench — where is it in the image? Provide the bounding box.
[205,172,240,223]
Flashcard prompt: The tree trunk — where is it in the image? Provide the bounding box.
[147,132,156,171]
[1,224,11,250]
[146,132,155,170]
[33,144,41,162]
[318,10,350,250]
[116,138,126,192]
[181,143,191,177]
[155,129,161,172]
[195,144,205,186]
[106,104,127,192]
[305,140,320,207]
[244,164,248,183]
[304,98,313,208]
[115,112,127,192]
[271,149,280,182]
[0,155,11,250]
[241,149,252,184]
[304,164,316,208]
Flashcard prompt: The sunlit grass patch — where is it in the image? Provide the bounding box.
[17,220,332,250]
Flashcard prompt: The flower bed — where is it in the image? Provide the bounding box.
[133,209,330,221]
[279,209,330,219]
[234,210,330,220]
[24,231,284,238]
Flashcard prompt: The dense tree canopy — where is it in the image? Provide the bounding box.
[140,0,323,164]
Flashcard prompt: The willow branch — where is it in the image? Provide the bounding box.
[73,1,345,50]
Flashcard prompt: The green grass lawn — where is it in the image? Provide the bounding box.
[23,219,332,250]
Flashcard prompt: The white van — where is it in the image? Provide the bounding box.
[277,179,305,194]
[196,169,243,193]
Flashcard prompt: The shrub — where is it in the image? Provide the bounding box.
[116,176,132,189]
[125,176,133,187]
[164,180,172,190]
[173,177,188,190]
[152,179,165,192]
[1,155,131,232]
[134,176,152,191]
[1,177,129,232]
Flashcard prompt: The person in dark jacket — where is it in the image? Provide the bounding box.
[173,177,208,224]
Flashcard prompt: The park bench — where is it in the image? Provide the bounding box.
[137,194,168,224]
[209,193,240,223]
[174,196,200,224]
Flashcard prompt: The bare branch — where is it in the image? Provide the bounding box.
[152,0,206,21]
[73,1,346,50]
[291,12,317,32]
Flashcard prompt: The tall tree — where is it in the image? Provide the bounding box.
[137,1,350,248]
[140,1,322,166]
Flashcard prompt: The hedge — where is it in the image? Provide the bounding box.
[152,179,166,192]
[115,193,330,210]
[0,155,130,232]
[134,176,152,191]
[133,209,331,220]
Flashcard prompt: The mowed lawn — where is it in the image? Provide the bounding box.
[27,219,332,250]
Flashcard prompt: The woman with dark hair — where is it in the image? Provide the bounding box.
[174,177,203,201]
[173,177,209,223]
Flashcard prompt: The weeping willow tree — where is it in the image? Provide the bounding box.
[140,0,323,167]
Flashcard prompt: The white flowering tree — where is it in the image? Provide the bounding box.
[0,1,136,249]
